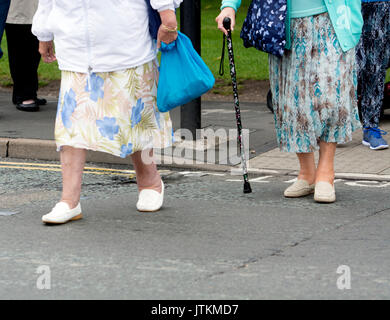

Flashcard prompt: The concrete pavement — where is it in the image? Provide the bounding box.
[1,89,390,180]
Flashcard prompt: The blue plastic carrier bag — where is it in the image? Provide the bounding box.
[157,32,215,113]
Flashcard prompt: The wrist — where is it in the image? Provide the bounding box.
[159,10,177,28]
[38,36,54,42]
[221,7,236,14]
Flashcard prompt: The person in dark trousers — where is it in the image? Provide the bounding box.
[357,0,390,150]
[5,0,46,112]
[0,0,10,59]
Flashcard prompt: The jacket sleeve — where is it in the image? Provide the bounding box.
[31,0,53,41]
[221,0,241,12]
[150,0,183,12]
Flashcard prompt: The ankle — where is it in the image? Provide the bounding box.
[60,199,79,209]
[298,171,316,185]
[137,175,162,193]
[315,170,335,185]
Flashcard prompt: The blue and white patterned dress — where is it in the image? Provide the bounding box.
[269,13,361,153]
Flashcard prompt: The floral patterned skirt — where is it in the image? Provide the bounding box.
[55,60,173,158]
[269,13,361,153]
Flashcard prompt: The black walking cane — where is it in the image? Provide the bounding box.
[219,17,252,194]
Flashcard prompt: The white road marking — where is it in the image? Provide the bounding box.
[284,178,344,184]
[202,109,250,115]
[336,172,390,181]
[231,168,279,175]
[0,211,19,216]
[345,181,390,188]
[179,171,225,177]
[227,176,273,183]
[284,178,298,183]
[178,171,207,177]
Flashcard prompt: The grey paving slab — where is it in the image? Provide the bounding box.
[0,92,57,140]
[249,116,390,177]
[379,168,390,175]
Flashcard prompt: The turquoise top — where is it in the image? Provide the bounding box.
[221,0,363,53]
[290,0,327,18]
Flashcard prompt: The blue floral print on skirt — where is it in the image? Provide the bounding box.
[269,13,361,153]
[55,60,173,158]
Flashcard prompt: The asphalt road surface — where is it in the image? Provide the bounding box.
[1,159,390,299]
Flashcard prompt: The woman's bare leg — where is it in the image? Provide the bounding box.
[131,149,162,193]
[60,146,86,209]
[316,141,337,185]
[296,152,316,185]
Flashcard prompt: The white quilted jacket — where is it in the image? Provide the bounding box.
[32,0,182,73]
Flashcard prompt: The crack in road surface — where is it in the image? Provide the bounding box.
[197,207,390,281]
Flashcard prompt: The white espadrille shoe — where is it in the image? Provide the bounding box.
[314,181,336,203]
[42,202,83,224]
[136,181,164,212]
[284,180,315,198]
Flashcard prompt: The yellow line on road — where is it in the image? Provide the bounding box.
[0,165,62,172]
[0,161,170,174]
[0,161,135,173]
[0,161,61,167]
[0,165,136,178]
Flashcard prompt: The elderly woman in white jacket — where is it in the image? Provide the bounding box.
[32,0,182,224]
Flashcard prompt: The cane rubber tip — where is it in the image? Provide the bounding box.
[223,17,231,31]
[243,181,252,194]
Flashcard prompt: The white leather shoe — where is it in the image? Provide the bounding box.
[284,180,315,198]
[314,182,336,203]
[136,181,164,212]
[42,202,83,224]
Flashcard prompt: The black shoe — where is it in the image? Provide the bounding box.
[35,98,47,106]
[16,102,40,112]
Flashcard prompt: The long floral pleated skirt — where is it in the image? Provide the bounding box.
[55,60,173,158]
[269,13,361,153]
